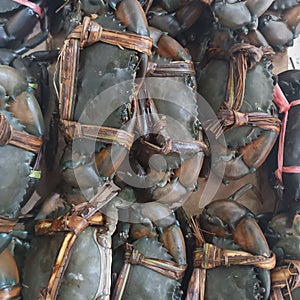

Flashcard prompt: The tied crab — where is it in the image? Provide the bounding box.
[0,0,58,115]
[22,183,121,300]
[54,0,152,189]
[0,65,44,299]
[186,195,276,300]
[111,200,187,300]
[0,0,59,164]
[272,69,300,207]
[116,24,207,210]
[0,65,44,216]
[197,42,281,180]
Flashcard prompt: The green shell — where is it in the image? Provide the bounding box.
[197,57,274,149]
[60,13,139,180]
[198,200,271,299]
[0,113,33,217]
[112,237,182,300]
[147,55,199,138]
[72,13,138,155]
[205,265,266,300]
[0,65,44,217]
[22,227,107,299]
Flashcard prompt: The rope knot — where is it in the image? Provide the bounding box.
[129,249,144,265]
[80,17,104,49]
[228,44,274,70]
[67,16,104,49]
[273,83,291,113]
[233,110,249,127]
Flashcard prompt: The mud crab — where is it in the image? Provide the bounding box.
[197,42,280,180]
[186,197,276,300]
[0,0,59,171]
[0,0,59,114]
[0,0,49,59]
[111,200,187,300]
[22,182,123,299]
[110,22,206,299]
[114,25,206,210]
[54,0,152,190]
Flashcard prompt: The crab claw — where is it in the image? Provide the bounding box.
[135,152,203,210]
[0,248,21,298]
[246,0,274,18]
[232,217,271,256]
[212,0,252,30]
[212,130,278,180]
[259,13,294,50]
[200,199,271,256]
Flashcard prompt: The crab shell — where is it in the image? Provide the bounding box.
[22,226,111,299]
[264,210,300,298]
[197,54,278,180]
[113,237,183,300]
[0,65,44,218]
[111,198,187,299]
[112,214,187,300]
[132,65,203,207]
